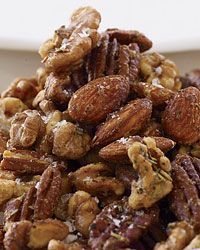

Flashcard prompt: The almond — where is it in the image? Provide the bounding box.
[68,75,129,124]
[99,136,175,163]
[162,87,200,144]
[93,98,152,146]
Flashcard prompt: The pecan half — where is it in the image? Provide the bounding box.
[128,137,173,209]
[1,149,49,175]
[106,28,152,52]
[154,221,194,250]
[162,87,200,145]
[89,198,159,249]
[169,154,200,231]
[34,165,62,220]
[40,7,101,72]
[93,99,152,147]
[68,75,130,124]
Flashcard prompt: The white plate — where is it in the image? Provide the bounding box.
[0,0,200,53]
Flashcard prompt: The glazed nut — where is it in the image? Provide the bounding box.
[45,72,74,105]
[48,240,83,250]
[0,130,8,154]
[169,154,200,231]
[52,121,91,159]
[106,28,152,52]
[71,163,125,199]
[89,199,159,249]
[28,219,69,249]
[140,52,181,91]
[0,97,27,132]
[40,6,101,72]
[0,179,15,206]
[154,221,194,250]
[1,149,49,175]
[93,98,152,147]
[132,81,174,106]
[68,75,130,124]
[9,110,45,149]
[128,137,173,209]
[162,87,200,144]
[1,77,38,108]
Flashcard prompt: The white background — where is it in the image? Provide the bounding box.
[0,0,200,52]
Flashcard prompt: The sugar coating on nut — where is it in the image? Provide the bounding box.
[128,137,173,209]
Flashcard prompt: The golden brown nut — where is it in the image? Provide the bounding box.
[9,110,45,149]
[140,52,181,91]
[178,141,200,158]
[1,77,38,108]
[40,7,101,72]
[128,137,173,209]
[0,179,15,206]
[162,87,200,144]
[52,121,91,159]
[93,98,152,147]
[28,219,69,249]
[48,240,83,250]
[36,67,48,89]
[1,149,49,175]
[71,163,125,200]
[0,97,27,132]
[4,220,32,250]
[0,130,8,155]
[68,75,130,124]
[154,221,194,250]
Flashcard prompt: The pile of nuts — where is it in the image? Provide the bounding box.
[0,6,200,250]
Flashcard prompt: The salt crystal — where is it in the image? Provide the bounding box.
[117,137,129,144]
[113,218,121,227]
[35,182,40,189]
[78,28,90,38]
[64,220,76,233]
[155,66,162,75]
[151,78,163,88]
[64,234,78,243]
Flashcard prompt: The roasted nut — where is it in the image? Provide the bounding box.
[99,136,175,163]
[154,221,194,250]
[132,81,174,106]
[3,220,32,250]
[162,87,200,144]
[1,77,38,108]
[181,68,200,90]
[140,52,181,91]
[52,121,91,159]
[93,98,152,146]
[32,89,45,109]
[45,72,75,106]
[68,75,130,124]
[67,191,100,237]
[70,163,125,200]
[106,28,152,52]
[36,67,48,90]
[34,165,62,220]
[0,130,8,155]
[1,149,49,175]
[0,97,27,132]
[169,154,200,231]
[40,7,101,72]
[0,179,15,206]
[178,141,200,158]
[89,198,159,249]
[28,219,69,249]
[184,234,200,250]
[86,33,140,84]
[128,137,173,209]
[9,110,45,149]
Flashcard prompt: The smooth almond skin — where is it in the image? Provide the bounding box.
[99,136,175,163]
[162,87,200,144]
[93,98,152,147]
[68,75,130,124]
